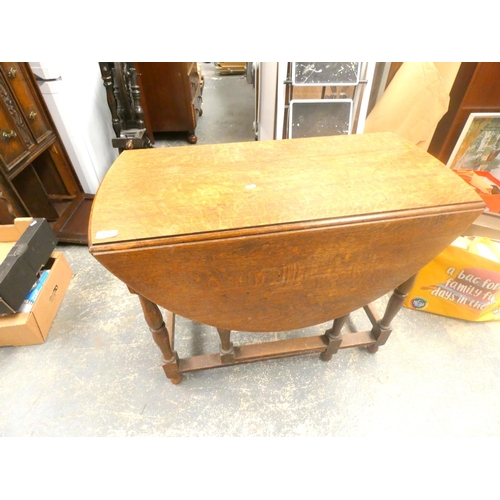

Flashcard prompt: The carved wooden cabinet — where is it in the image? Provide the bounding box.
[135,62,203,144]
[0,62,92,244]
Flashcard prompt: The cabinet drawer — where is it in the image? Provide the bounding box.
[0,63,52,144]
[0,101,29,171]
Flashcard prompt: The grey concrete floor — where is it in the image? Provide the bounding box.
[152,62,256,146]
[1,64,500,438]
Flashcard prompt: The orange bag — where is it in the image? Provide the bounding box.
[404,237,500,321]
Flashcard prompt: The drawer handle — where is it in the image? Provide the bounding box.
[29,110,37,121]
[8,67,17,79]
[2,129,17,140]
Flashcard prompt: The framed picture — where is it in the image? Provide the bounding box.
[447,113,500,181]
[448,113,500,216]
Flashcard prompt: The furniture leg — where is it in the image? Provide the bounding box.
[320,314,348,361]
[368,274,417,353]
[217,328,235,363]
[136,293,183,384]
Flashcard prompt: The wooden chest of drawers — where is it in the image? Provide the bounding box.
[135,62,203,144]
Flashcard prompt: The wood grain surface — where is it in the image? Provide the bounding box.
[89,132,484,332]
[89,132,483,246]
[94,207,481,332]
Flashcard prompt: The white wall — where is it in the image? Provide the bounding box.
[30,62,118,194]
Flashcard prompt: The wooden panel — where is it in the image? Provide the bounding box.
[32,150,69,196]
[90,132,483,246]
[46,143,81,195]
[428,63,500,164]
[135,62,195,133]
[0,74,30,171]
[53,193,94,244]
[0,187,16,222]
[94,206,482,332]
[11,165,59,220]
[0,100,28,171]
[460,63,500,108]
[0,173,26,221]
[0,63,52,144]
[428,63,478,162]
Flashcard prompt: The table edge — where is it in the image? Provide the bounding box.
[89,201,485,254]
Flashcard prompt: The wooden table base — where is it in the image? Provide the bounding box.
[131,275,416,385]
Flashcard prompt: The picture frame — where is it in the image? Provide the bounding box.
[447,113,500,216]
[447,112,500,180]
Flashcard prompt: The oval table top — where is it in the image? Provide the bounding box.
[89,132,483,248]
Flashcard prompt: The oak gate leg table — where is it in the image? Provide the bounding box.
[89,132,484,385]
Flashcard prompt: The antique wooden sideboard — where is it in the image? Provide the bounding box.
[0,62,92,243]
[89,132,484,384]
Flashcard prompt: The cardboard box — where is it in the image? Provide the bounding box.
[0,218,58,315]
[0,251,72,346]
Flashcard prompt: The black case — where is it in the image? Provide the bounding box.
[0,219,58,315]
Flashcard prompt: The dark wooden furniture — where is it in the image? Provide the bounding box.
[135,62,203,144]
[99,62,204,149]
[428,62,500,238]
[0,62,92,244]
[89,132,484,384]
[429,62,500,164]
[99,63,153,152]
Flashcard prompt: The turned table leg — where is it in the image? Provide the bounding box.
[136,293,183,384]
[217,328,235,363]
[320,314,348,361]
[368,274,417,353]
